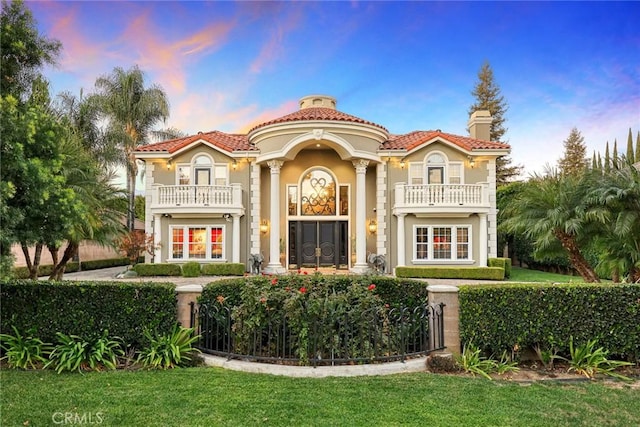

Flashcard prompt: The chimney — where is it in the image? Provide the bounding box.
[468,110,493,141]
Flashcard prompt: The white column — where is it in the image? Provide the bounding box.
[351,159,369,273]
[396,213,407,268]
[264,160,285,274]
[231,214,240,263]
[153,214,162,264]
[479,213,488,266]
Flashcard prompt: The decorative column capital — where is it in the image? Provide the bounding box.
[352,159,369,174]
[267,160,284,172]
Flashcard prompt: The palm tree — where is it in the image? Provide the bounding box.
[502,167,602,282]
[588,162,640,282]
[93,65,170,231]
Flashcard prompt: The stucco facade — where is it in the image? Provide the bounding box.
[134,95,510,274]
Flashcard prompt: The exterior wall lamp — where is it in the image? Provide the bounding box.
[260,220,269,234]
[368,219,377,234]
[232,159,238,170]
[399,159,406,169]
[468,156,475,168]
[166,160,172,170]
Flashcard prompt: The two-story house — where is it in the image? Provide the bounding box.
[134,95,510,274]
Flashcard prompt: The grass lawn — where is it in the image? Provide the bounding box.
[2,368,639,426]
[509,267,589,283]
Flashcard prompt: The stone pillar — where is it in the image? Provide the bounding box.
[396,213,407,268]
[479,213,488,267]
[176,284,203,328]
[265,160,285,274]
[427,285,460,355]
[351,159,369,273]
[232,214,241,263]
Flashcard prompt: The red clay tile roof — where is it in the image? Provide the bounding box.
[249,107,388,133]
[135,131,254,154]
[382,130,510,152]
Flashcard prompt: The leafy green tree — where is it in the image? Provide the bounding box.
[0,0,61,101]
[468,61,522,184]
[558,127,587,176]
[604,142,611,173]
[502,168,601,282]
[93,66,170,231]
[635,131,640,164]
[588,164,640,283]
[591,151,598,170]
[612,139,619,167]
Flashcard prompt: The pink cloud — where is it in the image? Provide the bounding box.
[250,6,304,74]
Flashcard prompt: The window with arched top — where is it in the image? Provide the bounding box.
[300,169,336,215]
[175,153,228,186]
[408,151,464,185]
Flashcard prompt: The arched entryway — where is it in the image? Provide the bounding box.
[286,167,349,269]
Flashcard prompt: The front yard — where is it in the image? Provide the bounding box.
[2,368,639,426]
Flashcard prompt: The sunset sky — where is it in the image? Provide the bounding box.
[29,1,639,178]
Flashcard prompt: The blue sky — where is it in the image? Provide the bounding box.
[30,1,639,177]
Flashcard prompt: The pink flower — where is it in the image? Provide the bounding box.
[299,287,307,294]
[271,278,278,285]
[303,271,308,275]
[368,284,376,291]
[260,297,267,304]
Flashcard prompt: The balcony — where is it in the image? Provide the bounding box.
[150,184,244,215]
[393,183,490,215]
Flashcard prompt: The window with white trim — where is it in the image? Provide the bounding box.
[175,154,229,186]
[170,225,225,260]
[409,152,465,185]
[449,163,463,184]
[413,225,471,261]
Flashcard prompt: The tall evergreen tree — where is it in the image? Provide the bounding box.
[558,127,587,176]
[626,128,634,163]
[468,61,522,185]
[613,139,619,167]
[597,153,603,170]
[604,141,611,173]
[591,151,598,170]
[636,131,640,164]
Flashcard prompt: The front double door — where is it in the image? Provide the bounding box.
[288,221,348,269]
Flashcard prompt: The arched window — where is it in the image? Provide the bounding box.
[176,153,228,186]
[300,169,336,215]
[426,153,446,184]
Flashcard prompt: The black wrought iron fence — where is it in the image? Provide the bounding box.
[190,301,445,366]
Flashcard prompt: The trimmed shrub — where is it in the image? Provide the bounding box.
[459,283,640,360]
[488,258,512,278]
[0,280,177,348]
[200,275,429,309]
[182,262,202,278]
[201,263,245,276]
[13,262,79,279]
[134,263,182,277]
[80,257,131,270]
[396,266,505,281]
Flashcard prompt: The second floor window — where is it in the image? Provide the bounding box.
[176,155,228,186]
[409,152,464,185]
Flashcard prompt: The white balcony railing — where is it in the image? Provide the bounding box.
[151,184,243,209]
[394,183,489,209]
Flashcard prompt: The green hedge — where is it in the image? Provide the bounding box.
[182,262,202,278]
[13,262,80,279]
[0,280,177,348]
[200,275,428,309]
[396,266,505,280]
[459,283,640,360]
[201,263,245,276]
[80,257,131,270]
[11,257,136,278]
[134,263,182,276]
[488,258,512,278]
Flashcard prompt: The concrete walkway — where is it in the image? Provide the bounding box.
[59,266,503,286]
